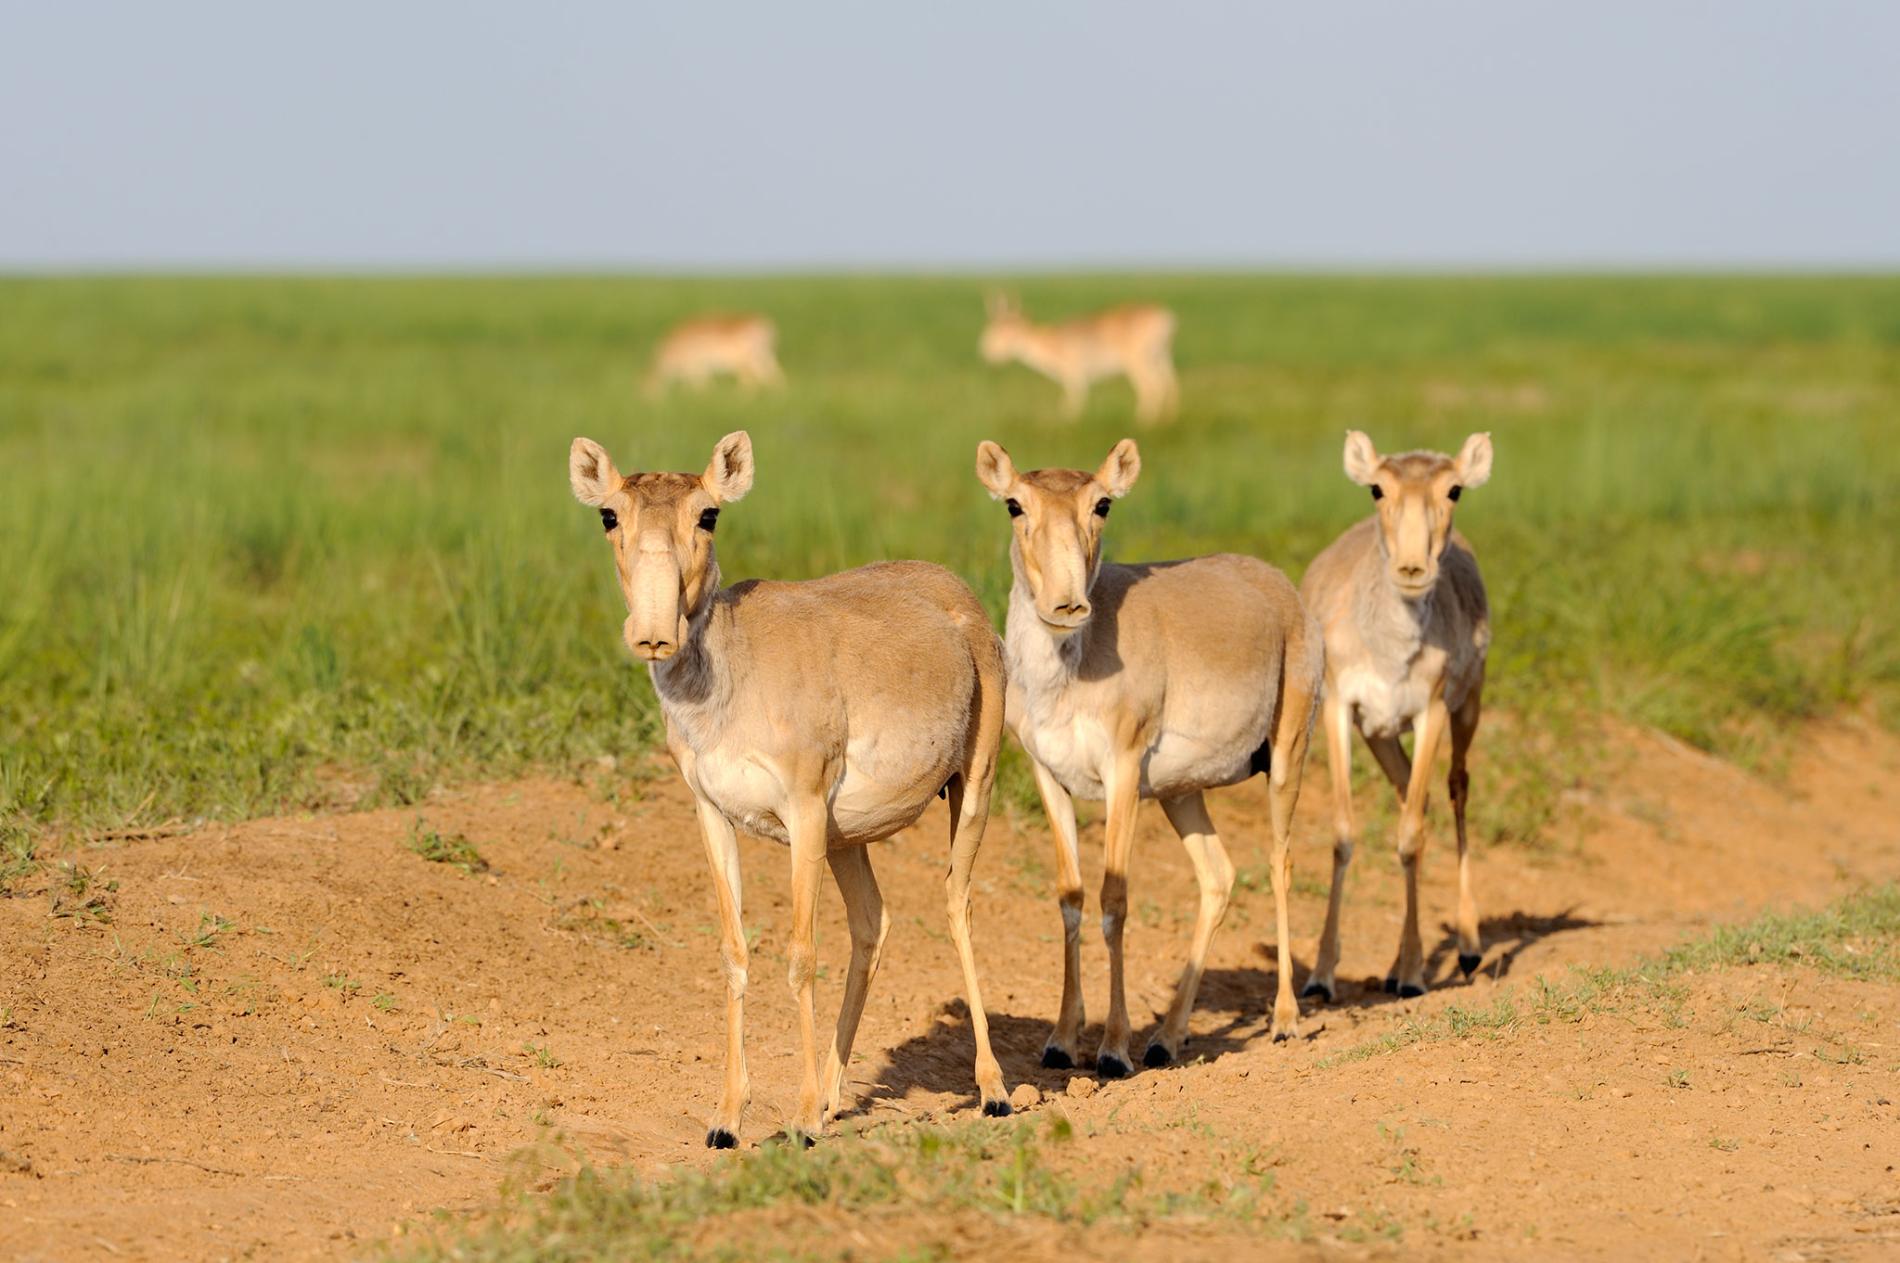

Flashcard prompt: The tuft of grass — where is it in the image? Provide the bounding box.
[405,819,489,876]
[48,861,116,925]
[553,898,648,951]
[179,911,235,950]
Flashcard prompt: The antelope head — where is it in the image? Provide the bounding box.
[1342,430,1493,600]
[569,431,754,661]
[976,438,1140,637]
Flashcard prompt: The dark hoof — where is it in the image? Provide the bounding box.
[1458,953,1483,977]
[1382,976,1399,994]
[982,1098,1013,1118]
[1398,983,1426,999]
[1302,982,1335,1003]
[1272,1026,1294,1043]
[1096,1053,1131,1080]
[706,1128,737,1150]
[1040,1046,1074,1070]
[1143,1043,1173,1068]
[795,1132,815,1150]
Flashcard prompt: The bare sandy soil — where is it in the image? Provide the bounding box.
[3,721,1899,1261]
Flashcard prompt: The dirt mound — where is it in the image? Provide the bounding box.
[3,722,1898,1260]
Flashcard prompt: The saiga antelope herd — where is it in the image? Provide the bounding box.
[576,399,1493,1146]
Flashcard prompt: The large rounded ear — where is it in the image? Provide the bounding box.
[570,437,622,506]
[974,440,1017,500]
[704,431,754,502]
[1454,432,1494,489]
[1096,438,1140,498]
[1342,430,1381,486]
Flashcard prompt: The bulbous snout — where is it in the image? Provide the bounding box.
[1038,596,1093,630]
[625,618,680,661]
[1388,556,1438,598]
[623,539,688,660]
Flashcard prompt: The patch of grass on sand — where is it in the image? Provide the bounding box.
[393,1116,1321,1261]
[405,820,490,876]
[1320,883,1900,1066]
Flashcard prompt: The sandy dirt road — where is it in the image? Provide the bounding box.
[3,722,1898,1260]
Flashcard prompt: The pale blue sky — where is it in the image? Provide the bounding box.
[3,1,1895,268]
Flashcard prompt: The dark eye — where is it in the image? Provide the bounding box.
[698,507,719,533]
[1005,499,1023,518]
[1447,485,1462,502]
[1094,498,1111,518]
[1369,486,1384,501]
[599,508,618,533]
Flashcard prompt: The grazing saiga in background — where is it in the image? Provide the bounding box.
[569,430,1013,1144]
[646,314,785,394]
[976,438,1324,1075]
[1300,431,1494,1001]
[980,294,1179,423]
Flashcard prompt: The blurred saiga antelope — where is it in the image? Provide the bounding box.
[646,313,785,395]
[976,438,1323,1075]
[569,430,1013,1144]
[980,294,1179,422]
[1300,431,1494,1001]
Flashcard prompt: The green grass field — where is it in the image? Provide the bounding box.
[2,275,1897,856]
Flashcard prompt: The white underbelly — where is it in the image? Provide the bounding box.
[1338,663,1428,740]
[1141,729,1253,797]
[692,740,945,847]
[1022,716,1256,801]
[827,750,941,844]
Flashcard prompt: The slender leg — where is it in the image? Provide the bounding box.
[757,350,786,388]
[1028,758,1087,1069]
[1095,751,1143,1078]
[943,773,1011,1115]
[1448,680,1484,976]
[1060,376,1088,419]
[1132,370,1159,424]
[1365,732,1413,798]
[1306,693,1356,1003]
[1265,673,1318,1041]
[1389,697,1449,996]
[1156,357,1180,420]
[1135,356,1178,423]
[1146,791,1235,1065]
[690,795,750,1148]
[784,796,831,1139]
[820,844,889,1121]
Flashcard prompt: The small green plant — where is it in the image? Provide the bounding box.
[406,819,489,876]
[373,992,397,1012]
[180,911,235,950]
[322,974,362,992]
[49,862,116,924]
[1667,1068,1691,1089]
[524,1042,561,1069]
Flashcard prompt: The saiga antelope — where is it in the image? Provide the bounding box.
[646,314,785,395]
[976,439,1324,1074]
[980,294,1179,423]
[569,431,1012,1144]
[1300,431,1493,1000]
